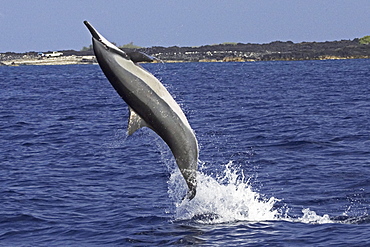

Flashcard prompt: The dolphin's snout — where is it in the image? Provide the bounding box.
[84,20,101,41]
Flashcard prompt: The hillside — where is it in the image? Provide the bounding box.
[138,39,370,62]
[1,39,370,65]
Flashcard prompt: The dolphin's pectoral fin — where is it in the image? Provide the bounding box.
[127,107,151,135]
[126,51,155,63]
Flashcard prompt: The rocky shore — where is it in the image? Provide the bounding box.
[142,39,370,62]
[1,39,369,66]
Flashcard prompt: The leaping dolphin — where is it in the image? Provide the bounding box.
[84,21,198,200]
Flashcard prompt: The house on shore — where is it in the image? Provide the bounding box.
[38,51,64,58]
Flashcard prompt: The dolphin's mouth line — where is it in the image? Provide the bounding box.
[93,37,109,50]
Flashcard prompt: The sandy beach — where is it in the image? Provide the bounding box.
[1,55,96,66]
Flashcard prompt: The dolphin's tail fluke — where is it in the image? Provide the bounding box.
[187,188,196,201]
[182,187,196,201]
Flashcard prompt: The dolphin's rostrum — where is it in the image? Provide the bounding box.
[84,21,198,200]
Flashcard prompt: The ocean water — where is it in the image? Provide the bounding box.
[0,59,370,246]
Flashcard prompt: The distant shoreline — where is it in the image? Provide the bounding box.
[0,55,96,66]
[1,39,370,66]
[3,55,369,67]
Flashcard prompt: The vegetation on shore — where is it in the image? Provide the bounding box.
[73,35,370,62]
[359,35,370,45]
[1,36,369,66]
[81,42,142,52]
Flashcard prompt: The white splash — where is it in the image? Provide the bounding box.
[298,208,333,224]
[152,131,333,225]
[168,161,280,224]
[166,159,336,225]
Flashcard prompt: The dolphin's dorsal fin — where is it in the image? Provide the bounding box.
[127,107,150,135]
[126,51,154,63]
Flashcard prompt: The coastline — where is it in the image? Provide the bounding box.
[1,39,370,66]
[0,55,96,66]
[1,55,369,66]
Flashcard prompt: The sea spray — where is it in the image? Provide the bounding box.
[169,161,280,224]
[166,159,335,224]
[153,130,335,224]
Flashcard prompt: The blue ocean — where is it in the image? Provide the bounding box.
[1,59,370,246]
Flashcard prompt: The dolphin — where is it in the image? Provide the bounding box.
[84,21,198,200]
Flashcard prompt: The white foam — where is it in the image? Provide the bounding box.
[168,161,280,224]
[152,132,334,225]
[166,159,335,225]
[297,208,333,224]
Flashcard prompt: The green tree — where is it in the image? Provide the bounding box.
[359,35,370,44]
[221,42,237,45]
[119,42,142,49]
[81,45,93,51]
